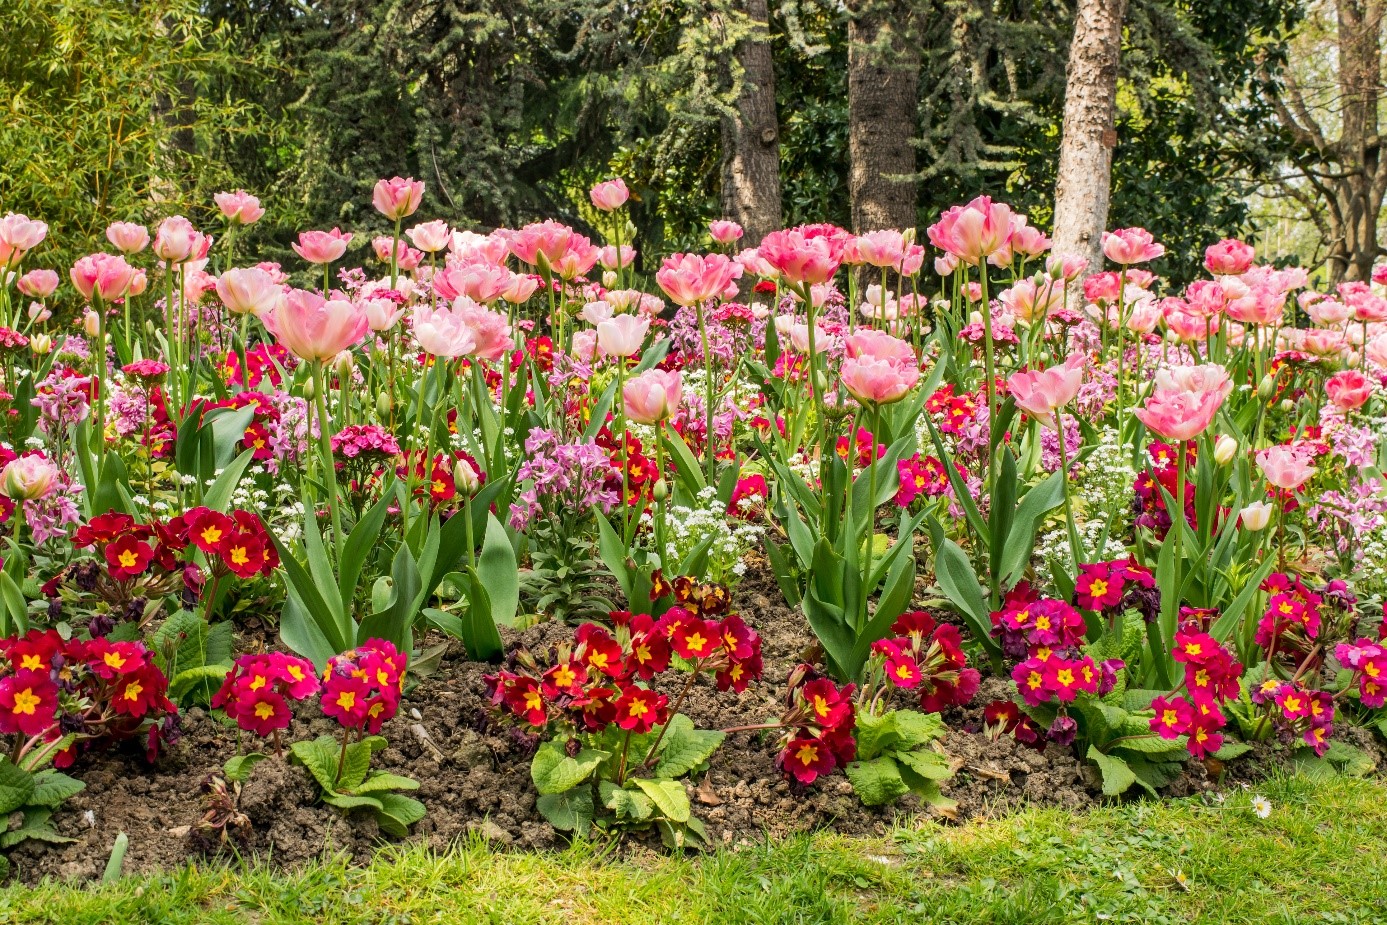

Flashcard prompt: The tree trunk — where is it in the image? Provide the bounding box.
[720,0,783,245]
[1051,0,1127,272]
[1328,0,1385,282]
[847,0,919,233]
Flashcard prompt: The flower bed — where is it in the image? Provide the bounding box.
[0,185,1383,881]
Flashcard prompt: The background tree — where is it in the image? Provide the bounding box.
[846,0,920,232]
[1051,0,1128,270]
[719,0,783,244]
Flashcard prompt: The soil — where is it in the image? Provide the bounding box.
[7,557,1383,883]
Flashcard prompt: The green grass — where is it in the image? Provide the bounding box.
[1,773,1383,924]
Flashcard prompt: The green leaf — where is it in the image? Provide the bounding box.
[998,471,1065,589]
[930,527,993,651]
[222,753,268,784]
[0,758,35,815]
[595,513,634,601]
[103,832,128,883]
[322,792,385,812]
[894,747,952,782]
[28,770,84,808]
[1212,741,1252,761]
[0,572,29,637]
[353,772,421,794]
[599,780,654,822]
[457,566,504,661]
[290,735,350,794]
[632,777,691,823]
[1324,741,1377,777]
[845,756,910,806]
[338,489,393,607]
[374,792,427,836]
[651,715,725,779]
[0,807,74,848]
[1087,745,1137,796]
[530,740,608,795]
[537,788,595,833]
[478,513,520,628]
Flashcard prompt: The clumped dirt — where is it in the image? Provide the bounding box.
[7,559,1377,883]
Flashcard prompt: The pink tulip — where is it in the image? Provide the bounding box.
[598,244,635,270]
[362,297,405,332]
[1374,265,1387,286]
[500,274,541,304]
[1006,354,1086,428]
[411,302,477,358]
[216,267,283,316]
[1134,363,1232,442]
[406,220,452,254]
[0,213,48,265]
[571,329,597,364]
[508,220,577,270]
[69,253,137,302]
[934,253,958,276]
[214,190,265,225]
[927,196,1015,266]
[655,252,743,306]
[1203,238,1255,276]
[434,264,512,303]
[1225,288,1285,327]
[1302,329,1346,357]
[1102,227,1164,265]
[596,314,650,358]
[1126,299,1162,334]
[453,299,515,362]
[1046,254,1087,282]
[735,247,778,280]
[1366,333,1387,368]
[550,237,601,281]
[372,236,423,271]
[1326,369,1373,410]
[0,454,58,501]
[153,216,210,265]
[1006,220,1053,261]
[709,220,744,244]
[105,222,150,254]
[757,225,849,285]
[845,329,916,369]
[846,230,907,269]
[998,277,1061,325]
[1305,298,1352,326]
[290,228,351,265]
[589,178,630,211]
[898,243,925,275]
[264,289,368,362]
[1255,445,1317,491]
[1183,280,1226,318]
[16,269,59,299]
[580,301,614,324]
[788,322,837,354]
[624,369,683,424]
[841,355,919,406]
[372,177,425,221]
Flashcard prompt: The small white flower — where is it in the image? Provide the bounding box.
[1251,795,1272,818]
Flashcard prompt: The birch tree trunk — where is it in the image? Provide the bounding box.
[847,0,919,233]
[719,0,783,245]
[1051,0,1128,271]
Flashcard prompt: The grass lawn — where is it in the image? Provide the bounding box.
[0,773,1381,924]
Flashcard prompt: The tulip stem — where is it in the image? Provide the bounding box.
[314,362,344,563]
[697,299,716,487]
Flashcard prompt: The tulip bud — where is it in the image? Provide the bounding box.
[1213,435,1237,465]
[653,478,668,501]
[602,270,618,289]
[454,458,480,494]
[82,309,100,337]
[333,350,355,384]
[1257,374,1276,401]
[1279,398,1294,413]
[376,391,392,418]
[30,334,51,355]
[902,227,917,246]
[1239,501,1274,532]
[302,374,316,400]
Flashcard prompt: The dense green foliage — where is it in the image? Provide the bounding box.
[1,0,1301,280]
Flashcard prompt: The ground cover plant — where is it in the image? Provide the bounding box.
[0,180,1382,885]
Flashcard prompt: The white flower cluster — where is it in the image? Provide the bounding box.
[1033,521,1129,596]
[1075,428,1135,531]
[658,486,764,585]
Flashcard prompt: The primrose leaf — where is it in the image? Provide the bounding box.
[845,755,909,807]
[531,740,608,795]
[537,788,595,833]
